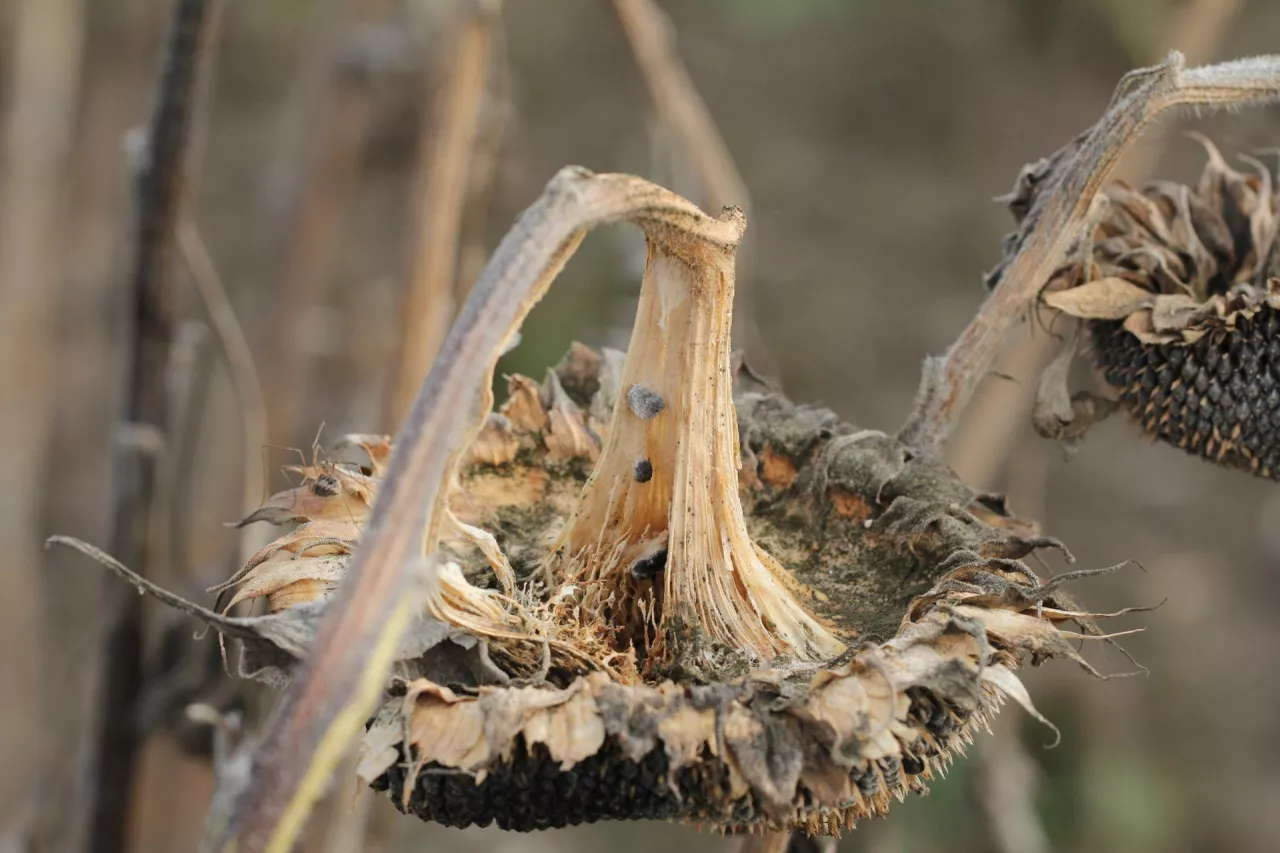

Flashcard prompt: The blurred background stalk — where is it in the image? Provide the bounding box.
[0,0,85,840]
[262,0,396,449]
[387,0,502,428]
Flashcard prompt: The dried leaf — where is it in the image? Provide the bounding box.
[357,702,404,786]
[46,535,450,689]
[552,342,603,404]
[1032,329,1079,438]
[521,683,607,769]
[212,518,360,597]
[1033,329,1116,452]
[1149,293,1206,331]
[1042,277,1153,318]
[1239,154,1277,277]
[406,682,491,773]
[1105,182,1173,245]
[442,510,516,595]
[1193,133,1272,281]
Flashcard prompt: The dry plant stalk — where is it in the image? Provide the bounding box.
[262,0,391,447]
[544,203,842,670]
[611,0,778,373]
[388,0,503,427]
[178,223,270,566]
[454,11,512,302]
[612,0,749,212]
[899,51,1280,456]
[89,1,224,851]
[0,0,85,830]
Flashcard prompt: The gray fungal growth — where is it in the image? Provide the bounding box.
[626,384,666,420]
[634,458,654,482]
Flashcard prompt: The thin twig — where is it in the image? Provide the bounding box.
[89,1,225,851]
[212,169,744,852]
[178,221,271,566]
[387,0,503,427]
[160,320,213,578]
[898,53,1280,456]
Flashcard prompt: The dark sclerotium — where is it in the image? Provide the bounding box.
[634,458,654,483]
[629,548,667,581]
[1090,305,1280,479]
[626,384,666,420]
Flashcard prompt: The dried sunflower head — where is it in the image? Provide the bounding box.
[1042,139,1280,477]
[57,172,1142,842]
[214,344,1134,836]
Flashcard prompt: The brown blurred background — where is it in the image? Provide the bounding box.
[3,0,1280,851]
